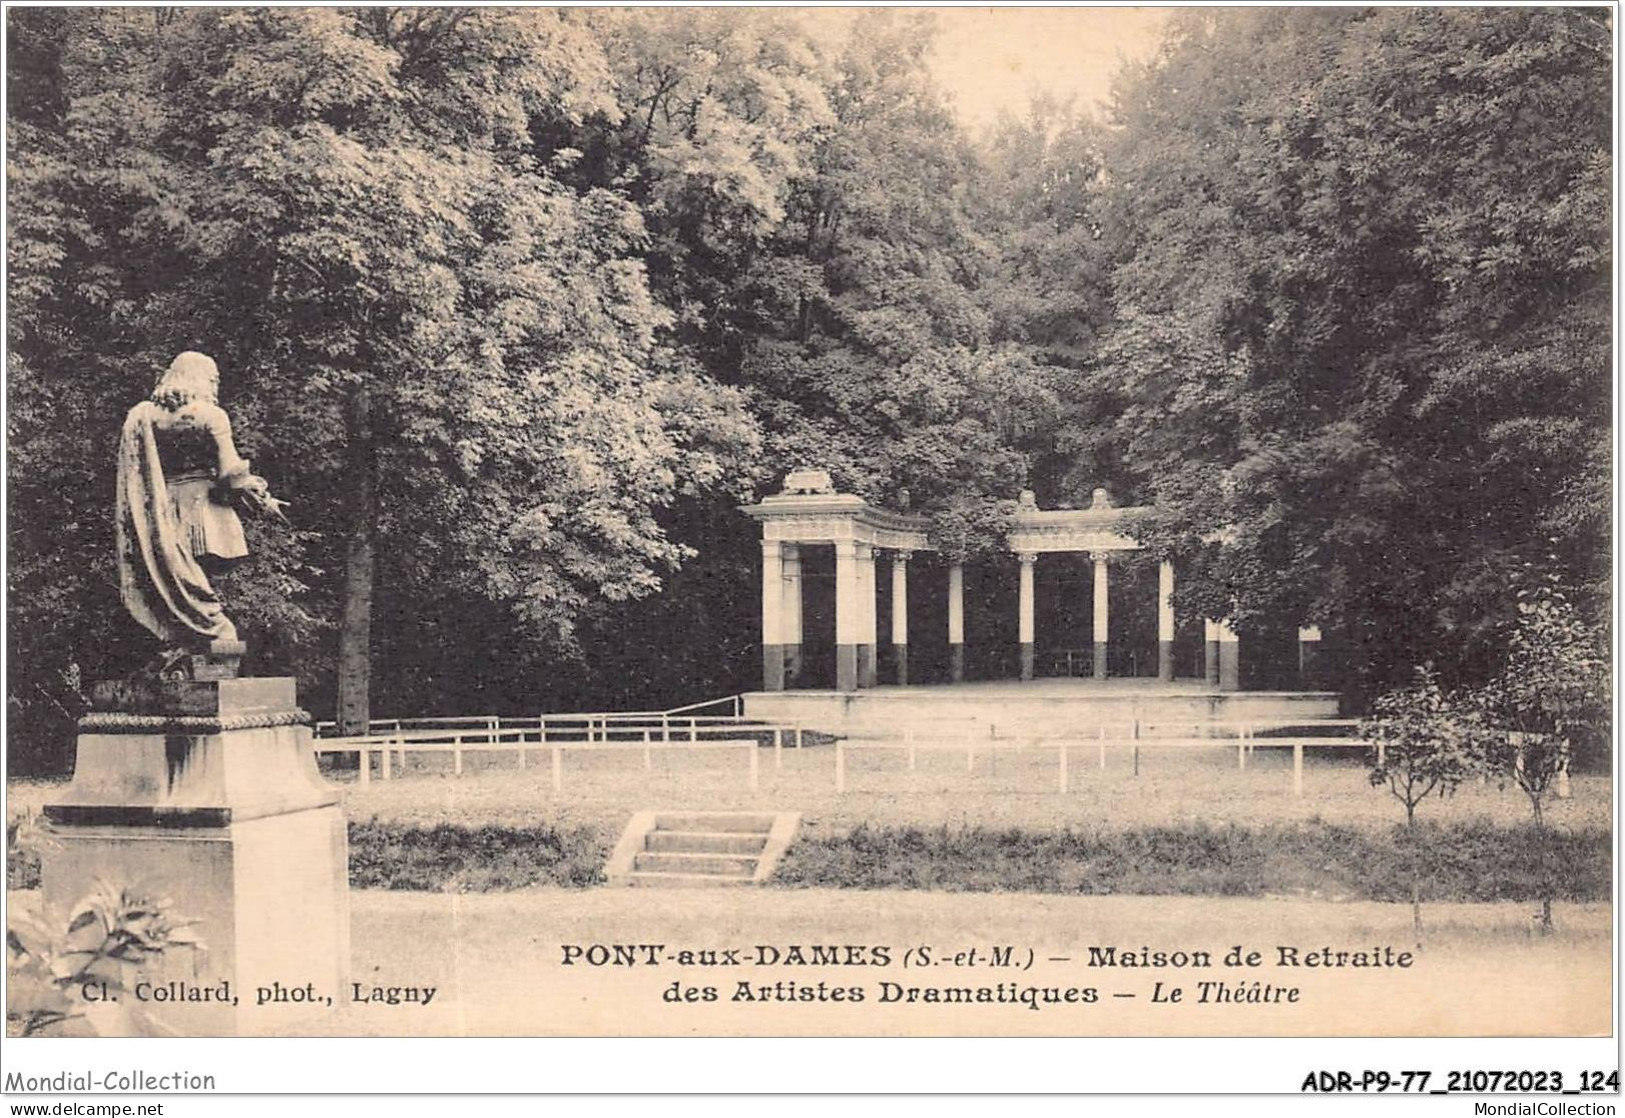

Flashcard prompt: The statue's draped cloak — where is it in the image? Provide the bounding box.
[115,401,238,645]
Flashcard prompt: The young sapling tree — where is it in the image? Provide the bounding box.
[1362,666,1479,934]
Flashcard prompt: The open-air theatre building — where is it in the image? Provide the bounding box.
[740,470,1336,736]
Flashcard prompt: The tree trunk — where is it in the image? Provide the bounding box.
[336,382,377,737]
[1534,814,1554,935]
[1406,816,1422,938]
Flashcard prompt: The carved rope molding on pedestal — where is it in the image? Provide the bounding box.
[77,709,313,734]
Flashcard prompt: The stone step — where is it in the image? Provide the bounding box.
[650,812,777,835]
[606,810,801,887]
[622,871,758,889]
[633,852,758,876]
[644,830,768,855]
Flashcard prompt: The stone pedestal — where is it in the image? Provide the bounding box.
[1157,562,1175,682]
[856,644,876,690]
[40,677,348,1037]
[1203,620,1221,688]
[1217,624,1242,693]
[835,645,859,692]
[1297,625,1323,689]
[762,644,786,692]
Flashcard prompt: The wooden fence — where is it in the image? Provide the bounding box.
[834,719,1375,797]
[312,717,802,788]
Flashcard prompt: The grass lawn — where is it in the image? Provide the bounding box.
[326,741,1612,838]
[8,744,1611,1042]
[11,740,1608,839]
[10,746,1610,899]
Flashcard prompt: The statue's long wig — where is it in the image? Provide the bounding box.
[151,351,220,410]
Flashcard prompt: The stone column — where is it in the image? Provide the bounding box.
[1157,560,1176,682]
[781,544,803,685]
[1218,618,1241,692]
[760,540,785,691]
[1297,624,1322,689]
[1092,552,1110,680]
[1204,618,1221,687]
[856,543,878,689]
[1018,552,1037,681]
[948,560,965,683]
[834,540,859,692]
[891,550,911,685]
[41,676,349,1036]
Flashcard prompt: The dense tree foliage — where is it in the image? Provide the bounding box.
[7,8,1610,767]
[1088,8,1610,695]
[8,8,761,746]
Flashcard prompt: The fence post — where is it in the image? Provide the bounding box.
[795,725,803,749]
[1058,743,1069,795]
[453,734,464,777]
[359,745,370,786]
[835,741,846,794]
[662,713,670,742]
[774,728,783,772]
[643,729,652,771]
[689,717,697,742]
[381,738,392,781]
[1098,725,1107,770]
[748,742,760,792]
[552,745,563,795]
[1293,742,1304,797]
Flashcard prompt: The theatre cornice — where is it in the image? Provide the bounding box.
[1006,505,1150,554]
[739,492,935,551]
[744,473,1165,557]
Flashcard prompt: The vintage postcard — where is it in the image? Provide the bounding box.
[3,1,1615,1103]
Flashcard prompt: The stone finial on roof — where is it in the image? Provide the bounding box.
[781,468,835,495]
[1018,488,1038,510]
[1090,487,1113,510]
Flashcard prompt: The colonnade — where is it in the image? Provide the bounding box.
[759,544,1282,693]
[745,473,1323,695]
[761,541,935,692]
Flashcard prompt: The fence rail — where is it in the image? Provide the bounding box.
[832,723,1377,797]
[314,694,747,738]
[307,707,1571,803]
[314,718,803,784]
[315,731,768,791]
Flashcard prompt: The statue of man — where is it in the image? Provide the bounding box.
[115,352,288,665]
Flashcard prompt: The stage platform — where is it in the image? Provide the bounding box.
[742,679,1340,739]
